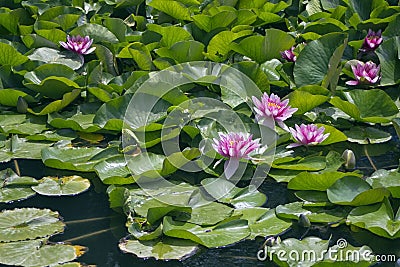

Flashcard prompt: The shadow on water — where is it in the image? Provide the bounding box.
[1,150,399,267]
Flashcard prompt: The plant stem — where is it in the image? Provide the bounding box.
[13,159,20,176]
[62,227,118,243]
[363,145,377,171]
[65,216,115,225]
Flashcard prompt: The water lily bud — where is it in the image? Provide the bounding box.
[298,214,311,228]
[17,96,28,113]
[342,149,356,170]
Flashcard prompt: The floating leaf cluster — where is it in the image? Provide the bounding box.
[0,0,399,265]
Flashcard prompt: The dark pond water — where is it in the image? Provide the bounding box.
[1,149,399,267]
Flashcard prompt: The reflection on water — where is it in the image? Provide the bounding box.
[1,154,399,267]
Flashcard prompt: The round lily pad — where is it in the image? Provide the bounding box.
[0,208,65,242]
[0,168,38,203]
[32,176,90,196]
[344,126,392,144]
[119,237,198,260]
[0,239,86,267]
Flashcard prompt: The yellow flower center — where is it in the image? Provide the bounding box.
[229,140,236,147]
[268,102,281,109]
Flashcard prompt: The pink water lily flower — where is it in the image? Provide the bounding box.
[59,35,96,55]
[361,29,383,51]
[252,93,298,130]
[213,132,260,179]
[287,124,330,148]
[281,46,296,62]
[346,61,380,86]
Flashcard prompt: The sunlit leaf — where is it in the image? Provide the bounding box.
[348,200,400,239]
[0,168,37,203]
[327,176,391,206]
[69,23,119,43]
[28,47,83,70]
[32,176,90,196]
[119,237,198,260]
[163,216,250,248]
[0,208,64,242]
[366,169,400,198]
[0,239,86,267]
[0,42,28,67]
[330,89,399,123]
[148,0,193,21]
[294,33,347,87]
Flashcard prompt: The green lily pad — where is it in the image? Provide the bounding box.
[344,126,392,144]
[317,124,348,145]
[204,28,253,62]
[24,63,76,83]
[288,171,361,191]
[127,221,163,241]
[0,239,86,267]
[0,208,64,242]
[146,24,193,48]
[347,200,400,239]
[156,40,205,63]
[28,47,83,70]
[288,90,329,115]
[376,37,400,86]
[186,201,233,226]
[231,30,295,63]
[24,76,80,99]
[148,0,193,21]
[163,216,250,248]
[28,89,81,115]
[119,237,198,260]
[48,105,101,133]
[237,208,292,239]
[0,168,38,203]
[0,89,36,107]
[126,152,166,180]
[31,176,90,196]
[94,155,133,185]
[161,148,201,176]
[93,94,146,131]
[201,178,267,208]
[327,176,391,206]
[0,42,28,67]
[276,202,349,223]
[0,114,47,135]
[192,10,237,32]
[272,156,326,171]
[69,23,119,43]
[268,169,302,183]
[366,169,400,198]
[0,135,53,163]
[295,191,331,206]
[294,33,347,87]
[127,183,196,224]
[330,90,399,123]
[117,42,153,71]
[26,129,77,142]
[41,146,111,172]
